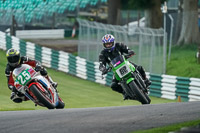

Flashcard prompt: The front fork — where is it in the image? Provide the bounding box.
[132,71,147,93]
[120,80,136,98]
[120,71,147,97]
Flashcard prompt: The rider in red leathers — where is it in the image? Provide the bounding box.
[5,48,57,103]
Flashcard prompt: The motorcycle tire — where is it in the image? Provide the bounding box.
[30,84,55,109]
[134,74,151,104]
[129,81,150,104]
[144,93,151,104]
[56,99,65,109]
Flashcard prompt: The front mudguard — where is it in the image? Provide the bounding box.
[128,81,150,104]
[131,72,147,93]
[120,79,136,98]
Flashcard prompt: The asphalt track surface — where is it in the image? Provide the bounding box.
[0,101,200,133]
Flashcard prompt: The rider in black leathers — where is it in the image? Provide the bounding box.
[99,34,151,100]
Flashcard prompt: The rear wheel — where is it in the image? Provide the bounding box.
[30,84,55,109]
[129,81,149,104]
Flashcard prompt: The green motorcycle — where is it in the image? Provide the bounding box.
[103,54,151,104]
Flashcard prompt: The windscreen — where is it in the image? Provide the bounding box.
[111,55,124,67]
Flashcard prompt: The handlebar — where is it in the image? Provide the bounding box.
[124,53,135,59]
[101,67,112,79]
[102,67,112,75]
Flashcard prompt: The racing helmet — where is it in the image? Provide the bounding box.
[102,34,115,52]
[6,48,21,67]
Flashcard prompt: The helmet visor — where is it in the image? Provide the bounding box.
[7,55,20,63]
[104,42,113,48]
[8,62,20,67]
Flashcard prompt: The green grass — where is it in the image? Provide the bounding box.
[134,119,200,133]
[166,44,200,78]
[0,49,175,111]
[1,44,199,132]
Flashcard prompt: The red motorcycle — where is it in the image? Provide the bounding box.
[13,64,65,109]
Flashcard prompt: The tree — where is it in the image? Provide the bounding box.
[126,0,165,28]
[107,0,121,25]
[144,0,163,28]
[174,0,183,43]
[177,0,200,45]
[108,0,164,28]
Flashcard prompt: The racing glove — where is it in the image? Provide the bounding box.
[125,50,135,59]
[128,50,135,56]
[35,65,43,72]
[99,63,107,74]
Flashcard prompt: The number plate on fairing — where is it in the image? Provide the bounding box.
[16,69,32,86]
[116,64,131,78]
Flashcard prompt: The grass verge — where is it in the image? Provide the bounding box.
[133,119,200,133]
[166,44,200,78]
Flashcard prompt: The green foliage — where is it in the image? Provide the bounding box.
[121,0,167,10]
[128,0,153,9]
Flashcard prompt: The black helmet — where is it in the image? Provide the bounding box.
[6,48,21,67]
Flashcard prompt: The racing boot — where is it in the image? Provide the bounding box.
[45,75,58,90]
[123,93,130,100]
[10,92,26,103]
[122,92,136,100]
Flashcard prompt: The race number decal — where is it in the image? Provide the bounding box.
[16,69,31,85]
[119,66,128,76]
[116,64,131,78]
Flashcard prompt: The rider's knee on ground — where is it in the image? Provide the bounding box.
[111,82,123,94]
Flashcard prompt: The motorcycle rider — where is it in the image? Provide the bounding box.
[5,48,58,103]
[99,34,151,100]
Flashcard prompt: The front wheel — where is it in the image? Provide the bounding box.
[30,84,55,109]
[129,81,150,104]
[56,97,65,109]
[144,93,151,104]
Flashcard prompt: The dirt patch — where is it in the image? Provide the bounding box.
[28,39,78,53]
[38,44,77,53]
